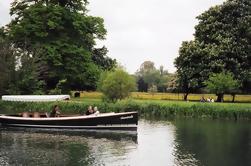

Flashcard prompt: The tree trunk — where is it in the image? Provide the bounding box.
[216,93,224,102]
[183,93,188,101]
[231,94,236,103]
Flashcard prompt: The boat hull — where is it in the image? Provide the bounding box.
[0,112,138,131]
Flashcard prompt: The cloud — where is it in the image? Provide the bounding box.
[88,0,225,73]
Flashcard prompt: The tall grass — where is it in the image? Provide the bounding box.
[0,100,250,120]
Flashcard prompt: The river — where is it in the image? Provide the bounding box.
[0,118,250,166]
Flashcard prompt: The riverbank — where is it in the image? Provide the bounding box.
[0,99,250,120]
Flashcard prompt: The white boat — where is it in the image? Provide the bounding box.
[1,95,70,102]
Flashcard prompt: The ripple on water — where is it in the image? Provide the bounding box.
[1,118,250,166]
[0,128,138,166]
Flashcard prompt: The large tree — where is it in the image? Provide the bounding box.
[175,41,210,100]
[2,0,115,93]
[175,0,251,99]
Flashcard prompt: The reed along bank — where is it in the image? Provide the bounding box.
[1,99,251,120]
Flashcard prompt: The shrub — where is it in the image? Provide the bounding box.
[98,68,136,102]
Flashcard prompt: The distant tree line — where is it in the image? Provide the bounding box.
[0,0,116,95]
[134,61,177,93]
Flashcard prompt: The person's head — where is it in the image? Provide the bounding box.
[94,106,98,112]
[53,105,59,111]
[88,106,93,112]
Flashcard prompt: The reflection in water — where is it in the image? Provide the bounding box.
[173,119,251,166]
[127,120,176,166]
[0,119,250,166]
[0,128,137,166]
[1,127,138,143]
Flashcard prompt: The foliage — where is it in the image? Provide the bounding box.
[136,77,148,92]
[14,53,46,95]
[98,68,136,102]
[1,0,114,94]
[175,41,209,100]
[48,79,69,94]
[92,46,117,71]
[148,84,158,95]
[0,28,15,95]
[136,61,159,87]
[175,0,251,97]
[204,72,240,102]
[135,61,171,92]
[1,100,251,120]
[0,27,45,95]
[166,73,179,92]
[138,61,156,73]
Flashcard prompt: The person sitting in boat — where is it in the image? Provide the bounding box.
[93,106,100,115]
[85,105,94,115]
[50,105,61,117]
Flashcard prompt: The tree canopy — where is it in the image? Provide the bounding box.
[0,28,15,95]
[0,0,116,95]
[204,72,240,102]
[175,0,251,99]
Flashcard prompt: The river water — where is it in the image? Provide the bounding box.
[0,118,250,166]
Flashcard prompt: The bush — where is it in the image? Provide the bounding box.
[98,68,136,102]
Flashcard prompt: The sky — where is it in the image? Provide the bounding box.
[0,0,225,74]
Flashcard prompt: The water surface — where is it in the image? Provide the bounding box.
[0,118,250,166]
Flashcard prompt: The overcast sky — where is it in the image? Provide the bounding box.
[0,0,225,73]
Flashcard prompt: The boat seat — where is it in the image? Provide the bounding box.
[33,112,40,118]
[22,112,29,117]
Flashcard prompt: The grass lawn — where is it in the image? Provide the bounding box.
[72,91,251,103]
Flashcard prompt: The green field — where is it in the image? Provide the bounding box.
[74,91,251,103]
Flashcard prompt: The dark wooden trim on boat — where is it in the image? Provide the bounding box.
[3,124,137,131]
